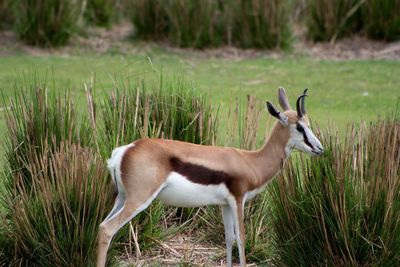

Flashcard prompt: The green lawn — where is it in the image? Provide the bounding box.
[1,47,399,137]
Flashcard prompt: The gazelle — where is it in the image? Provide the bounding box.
[97,88,324,267]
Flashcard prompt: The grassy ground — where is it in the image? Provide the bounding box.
[1,47,399,139]
[0,46,399,266]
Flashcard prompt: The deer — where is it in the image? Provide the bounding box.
[97,88,324,267]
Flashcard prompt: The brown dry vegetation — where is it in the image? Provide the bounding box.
[118,231,227,266]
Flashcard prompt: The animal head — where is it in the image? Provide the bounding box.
[266,88,324,156]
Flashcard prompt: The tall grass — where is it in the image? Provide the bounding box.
[130,0,169,40]
[0,73,219,265]
[306,0,400,42]
[129,0,291,49]
[163,0,226,48]
[2,86,95,196]
[1,72,399,266]
[85,0,119,27]
[306,0,363,42]
[96,75,217,155]
[129,0,226,47]
[224,95,265,150]
[92,75,218,253]
[0,86,114,266]
[0,74,208,266]
[362,0,400,41]
[232,0,291,49]
[0,0,14,29]
[14,0,85,46]
[7,0,400,47]
[200,95,275,263]
[270,113,400,266]
[2,144,111,267]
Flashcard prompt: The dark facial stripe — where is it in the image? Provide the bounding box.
[169,157,235,186]
[296,123,305,133]
[296,123,314,150]
[303,132,314,150]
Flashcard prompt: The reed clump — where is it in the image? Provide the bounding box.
[129,0,291,49]
[98,77,217,152]
[0,74,218,266]
[306,0,400,42]
[362,0,400,41]
[90,76,218,252]
[270,112,400,266]
[14,0,86,46]
[0,87,113,266]
[306,0,363,42]
[85,0,119,27]
[0,0,14,29]
[1,73,399,266]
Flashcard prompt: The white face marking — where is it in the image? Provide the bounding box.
[287,121,323,156]
[157,172,231,207]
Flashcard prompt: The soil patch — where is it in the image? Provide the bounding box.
[117,231,241,267]
[298,36,400,60]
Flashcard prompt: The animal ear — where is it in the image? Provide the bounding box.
[266,101,289,126]
[278,87,291,111]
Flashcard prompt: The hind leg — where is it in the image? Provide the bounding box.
[97,202,142,267]
[104,192,125,222]
[96,185,164,267]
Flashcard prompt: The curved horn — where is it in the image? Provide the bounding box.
[301,88,308,115]
[296,94,307,118]
[278,87,291,111]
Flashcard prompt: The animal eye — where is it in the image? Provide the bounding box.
[296,123,304,133]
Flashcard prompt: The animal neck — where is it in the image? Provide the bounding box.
[249,122,292,186]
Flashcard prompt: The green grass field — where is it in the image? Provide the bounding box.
[1,47,399,138]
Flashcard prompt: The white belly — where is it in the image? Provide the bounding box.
[157,172,230,207]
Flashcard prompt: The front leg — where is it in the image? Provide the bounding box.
[228,196,246,267]
[222,205,235,267]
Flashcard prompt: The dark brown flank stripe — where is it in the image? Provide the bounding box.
[169,156,236,187]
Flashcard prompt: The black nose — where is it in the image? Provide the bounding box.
[312,147,324,156]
